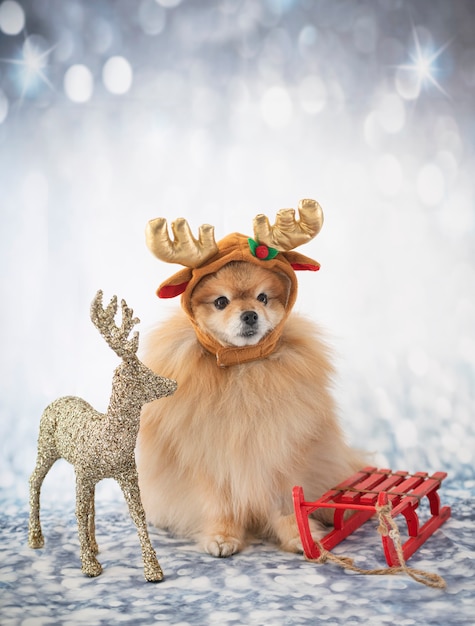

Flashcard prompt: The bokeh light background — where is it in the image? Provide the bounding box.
[0,0,474,500]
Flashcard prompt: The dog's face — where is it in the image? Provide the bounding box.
[190,261,291,347]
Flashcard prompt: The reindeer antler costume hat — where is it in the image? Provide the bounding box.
[146,199,323,367]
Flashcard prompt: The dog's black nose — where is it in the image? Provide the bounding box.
[241,310,258,326]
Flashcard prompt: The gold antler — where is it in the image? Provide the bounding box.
[253,199,324,251]
[90,290,140,359]
[146,217,218,268]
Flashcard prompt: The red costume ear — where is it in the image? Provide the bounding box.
[158,282,189,298]
[282,250,320,272]
[290,263,320,272]
[156,267,193,299]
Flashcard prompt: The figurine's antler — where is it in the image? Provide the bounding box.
[146,217,218,268]
[90,290,140,359]
[253,199,324,251]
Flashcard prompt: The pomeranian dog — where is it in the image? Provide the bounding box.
[137,203,365,557]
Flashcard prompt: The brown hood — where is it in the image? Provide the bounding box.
[156,233,320,367]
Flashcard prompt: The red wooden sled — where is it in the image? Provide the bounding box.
[293,466,451,566]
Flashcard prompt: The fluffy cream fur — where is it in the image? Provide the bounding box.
[137,262,364,557]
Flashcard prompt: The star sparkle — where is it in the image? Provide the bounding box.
[0,35,56,102]
[398,26,452,98]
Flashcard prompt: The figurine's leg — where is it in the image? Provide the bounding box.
[117,469,163,582]
[87,488,99,555]
[28,453,58,549]
[75,475,102,577]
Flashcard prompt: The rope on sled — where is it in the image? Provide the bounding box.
[305,502,446,589]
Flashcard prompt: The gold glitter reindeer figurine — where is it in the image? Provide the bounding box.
[28,290,177,581]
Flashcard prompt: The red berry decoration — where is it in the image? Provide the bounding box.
[256,245,269,259]
[247,238,279,261]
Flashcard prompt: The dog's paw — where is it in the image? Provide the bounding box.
[280,535,305,554]
[275,514,327,554]
[202,534,242,558]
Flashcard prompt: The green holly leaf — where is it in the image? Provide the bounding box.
[248,238,258,256]
[265,246,279,259]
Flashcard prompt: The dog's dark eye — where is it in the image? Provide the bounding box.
[214,296,229,310]
[257,293,268,305]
